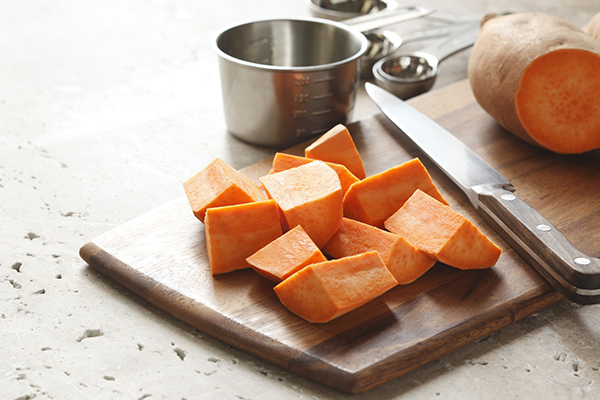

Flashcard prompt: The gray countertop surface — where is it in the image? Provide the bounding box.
[2,1,599,399]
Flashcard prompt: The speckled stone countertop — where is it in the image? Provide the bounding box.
[2,1,599,399]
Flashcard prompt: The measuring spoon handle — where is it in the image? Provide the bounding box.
[399,22,476,44]
[343,5,434,33]
[420,20,480,62]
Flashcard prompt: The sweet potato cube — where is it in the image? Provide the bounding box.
[246,225,327,282]
[273,251,398,323]
[260,160,343,248]
[384,190,502,270]
[183,158,266,223]
[270,153,359,196]
[205,200,283,275]
[323,218,436,284]
[305,124,366,179]
[343,158,447,229]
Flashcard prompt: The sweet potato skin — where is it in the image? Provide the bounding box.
[468,12,600,154]
[583,12,600,44]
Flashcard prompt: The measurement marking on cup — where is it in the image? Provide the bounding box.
[296,127,329,137]
[293,110,308,119]
[294,93,310,103]
[315,76,334,83]
[295,76,311,86]
[313,93,333,100]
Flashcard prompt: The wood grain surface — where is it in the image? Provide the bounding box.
[79,79,599,394]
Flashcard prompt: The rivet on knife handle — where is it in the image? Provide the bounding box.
[474,184,600,304]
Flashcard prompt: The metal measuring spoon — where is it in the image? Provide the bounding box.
[359,21,481,78]
[372,20,481,99]
[305,0,398,21]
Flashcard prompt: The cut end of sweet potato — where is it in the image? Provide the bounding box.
[515,48,600,154]
[385,190,501,270]
[273,251,397,323]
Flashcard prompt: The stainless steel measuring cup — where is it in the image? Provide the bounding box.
[213,7,432,147]
[372,20,481,99]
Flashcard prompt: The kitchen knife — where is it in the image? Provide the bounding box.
[365,82,600,305]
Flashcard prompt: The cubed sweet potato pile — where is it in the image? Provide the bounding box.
[183,124,501,323]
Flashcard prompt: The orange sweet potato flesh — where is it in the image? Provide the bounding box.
[323,218,436,284]
[246,225,327,282]
[343,158,447,229]
[260,160,343,248]
[183,158,266,223]
[468,12,600,154]
[273,251,398,323]
[305,124,366,179]
[384,190,501,270]
[205,200,283,275]
[270,153,360,196]
[515,49,600,153]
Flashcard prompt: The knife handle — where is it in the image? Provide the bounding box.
[474,184,600,304]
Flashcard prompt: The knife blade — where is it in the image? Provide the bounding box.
[365,82,600,305]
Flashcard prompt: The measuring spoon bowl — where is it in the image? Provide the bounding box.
[373,53,438,99]
[360,30,402,78]
[305,0,398,21]
[372,20,481,99]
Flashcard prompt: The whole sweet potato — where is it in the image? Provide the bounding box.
[468,12,600,154]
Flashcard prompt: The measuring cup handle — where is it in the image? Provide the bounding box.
[421,21,481,62]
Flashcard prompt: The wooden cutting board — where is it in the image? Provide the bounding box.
[79,79,600,394]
